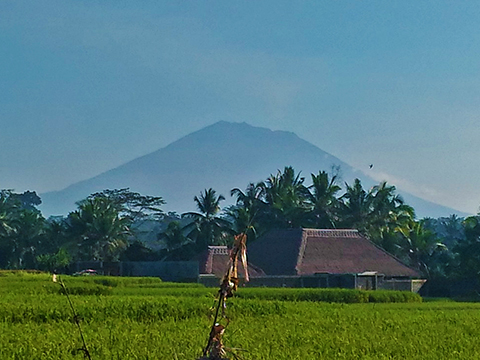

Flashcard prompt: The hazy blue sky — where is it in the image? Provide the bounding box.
[1,1,480,214]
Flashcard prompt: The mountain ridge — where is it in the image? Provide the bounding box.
[40,121,466,218]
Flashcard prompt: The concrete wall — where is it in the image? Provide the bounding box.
[73,262,425,293]
[378,278,426,292]
[198,273,423,292]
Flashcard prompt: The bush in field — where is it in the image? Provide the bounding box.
[235,288,422,303]
[367,290,422,303]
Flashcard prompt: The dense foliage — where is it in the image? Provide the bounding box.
[1,166,479,295]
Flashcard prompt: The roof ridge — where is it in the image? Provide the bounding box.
[207,246,229,255]
[303,229,360,238]
[295,229,309,275]
[205,249,214,274]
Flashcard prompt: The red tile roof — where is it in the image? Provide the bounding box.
[198,246,265,278]
[248,229,420,278]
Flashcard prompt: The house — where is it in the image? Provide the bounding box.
[197,245,265,286]
[198,229,425,292]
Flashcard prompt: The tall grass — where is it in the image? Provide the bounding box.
[3,272,480,359]
[236,287,422,303]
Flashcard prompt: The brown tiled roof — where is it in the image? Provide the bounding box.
[197,246,265,278]
[247,229,304,276]
[248,229,420,278]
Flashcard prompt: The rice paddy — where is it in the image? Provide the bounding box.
[1,272,479,359]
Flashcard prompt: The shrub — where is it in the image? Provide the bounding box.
[235,288,421,303]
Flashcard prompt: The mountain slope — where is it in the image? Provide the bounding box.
[40,121,464,218]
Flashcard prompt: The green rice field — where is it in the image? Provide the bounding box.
[1,271,479,359]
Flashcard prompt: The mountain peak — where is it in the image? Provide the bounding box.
[40,122,464,218]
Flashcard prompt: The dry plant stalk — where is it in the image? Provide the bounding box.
[199,233,249,360]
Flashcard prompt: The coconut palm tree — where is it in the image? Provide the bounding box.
[398,220,447,278]
[339,179,416,254]
[10,209,45,268]
[67,197,130,261]
[339,178,373,230]
[306,171,341,229]
[366,182,415,248]
[230,182,265,240]
[182,188,232,251]
[258,166,310,228]
[231,183,264,215]
[369,182,413,226]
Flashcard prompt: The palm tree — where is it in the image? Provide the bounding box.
[440,214,465,248]
[194,188,225,218]
[67,197,130,261]
[367,182,415,247]
[158,221,191,252]
[0,190,19,238]
[306,171,341,228]
[157,220,196,260]
[230,182,265,240]
[41,218,69,254]
[258,166,310,228]
[398,220,447,278]
[0,190,47,269]
[339,178,373,230]
[231,182,264,214]
[182,188,232,252]
[339,179,415,253]
[224,205,257,243]
[10,209,45,268]
[369,182,413,225]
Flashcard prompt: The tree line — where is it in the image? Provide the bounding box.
[1,166,479,294]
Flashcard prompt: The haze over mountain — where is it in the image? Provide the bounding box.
[40,122,464,219]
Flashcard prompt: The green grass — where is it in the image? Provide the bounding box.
[235,287,422,303]
[1,272,480,359]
